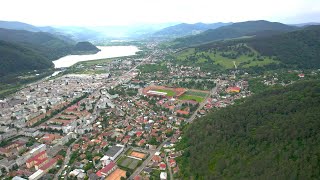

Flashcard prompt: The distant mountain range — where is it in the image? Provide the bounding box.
[152,22,232,38]
[170,20,299,47]
[0,27,100,76]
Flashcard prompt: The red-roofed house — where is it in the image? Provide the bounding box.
[169,159,176,167]
[137,139,145,147]
[152,155,161,163]
[96,162,117,177]
[136,131,143,137]
[159,162,166,170]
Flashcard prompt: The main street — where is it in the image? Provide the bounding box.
[53,140,77,180]
[129,139,169,179]
[187,82,220,123]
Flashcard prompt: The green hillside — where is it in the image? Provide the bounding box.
[174,43,278,70]
[0,28,101,76]
[176,80,320,179]
[173,25,320,70]
[247,25,320,69]
[0,28,74,60]
[0,40,52,76]
[73,41,100,53]
[172,20,297,48]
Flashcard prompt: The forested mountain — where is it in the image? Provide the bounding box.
[73,41,100,53]
[0,28,100,76]
[0,28,74,60]
[247,25,320,68]
[175,25,320,70]
[0,40,52,76]
[172,20,298,47]
[153,22,232,38]
[177,80,320,179]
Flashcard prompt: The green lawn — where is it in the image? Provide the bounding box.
[184,90,208,97]
[179,94,205,103]
[156,89,176,96]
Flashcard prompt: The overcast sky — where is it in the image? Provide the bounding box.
[0,0,319,26]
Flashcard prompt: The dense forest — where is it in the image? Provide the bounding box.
[0,40,52,76]
[176,80,320,179]
[247,25,320,69]
[73,41,100,53]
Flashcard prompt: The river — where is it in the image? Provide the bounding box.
[53,46,140,68]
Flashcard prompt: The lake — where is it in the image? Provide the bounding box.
[53,46,140,68]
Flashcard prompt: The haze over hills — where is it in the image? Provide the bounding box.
[152,22,232,38]
[171,20,299,47]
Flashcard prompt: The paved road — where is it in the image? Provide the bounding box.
[165,155,174,180]
[187,83,220,123]
[129,139,169,179]
[53,140,77,180]
[233,61,237,69]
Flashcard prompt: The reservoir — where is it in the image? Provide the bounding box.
[53,46,140,68]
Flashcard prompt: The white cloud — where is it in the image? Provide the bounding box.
[0,0,319,26]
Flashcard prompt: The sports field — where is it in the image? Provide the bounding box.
[178,90,208,103]
[106,168,126,180]
[130,151,146,159]
[155,89,176,96]
[119,157,140,170]
[179,94,204,103]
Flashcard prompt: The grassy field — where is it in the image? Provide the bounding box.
[179,94,205,103]
[78,58,113,66]
[184,90,208,97]
[156,89,176,96]
[175,46,278,69]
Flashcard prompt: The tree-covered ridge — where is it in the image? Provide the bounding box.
[0,40,52,76]
[73,41,100,53]
[153,22,232,38]
[0,28,101,76]
[174,25,320,70]
[172,20,297,47]
[247,25,320,69]
[0,28,74,60]
[177,80,320,179]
